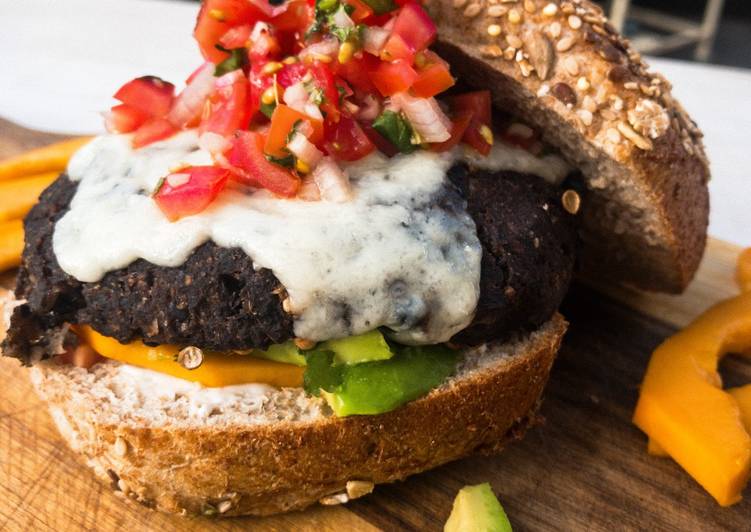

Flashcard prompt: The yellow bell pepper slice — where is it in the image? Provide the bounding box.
[633,292,751,506]
[76,325,304,388]
[0,137,92,181]
[0,219,24,272]
[0,171,58,222]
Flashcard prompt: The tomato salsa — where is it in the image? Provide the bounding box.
[104,0,495,220]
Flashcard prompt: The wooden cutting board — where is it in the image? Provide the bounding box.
[0,119,749,531]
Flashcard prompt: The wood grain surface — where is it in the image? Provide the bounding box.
[0,119,749,531]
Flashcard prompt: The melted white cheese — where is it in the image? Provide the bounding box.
[56,131,483,344]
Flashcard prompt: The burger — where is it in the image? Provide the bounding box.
[0,0,709,516]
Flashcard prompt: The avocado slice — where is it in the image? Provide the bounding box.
[444,483,512,532]
[321,329,394,365]
[304,345,458,416]
[252,341,307,367]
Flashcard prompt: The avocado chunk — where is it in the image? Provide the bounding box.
[321,329,394,365]
[304,345,458,416]
[252,341,307,367]
[444,483,512,532]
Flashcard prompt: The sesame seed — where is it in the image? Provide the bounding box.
[508,8,522,23]
[542,3,557,16]
[114,437,128,457]
[524,0,536,13]
[556,34,576,51]
[600,109,617,121]
[487,5,507,16]
[582,95,597,112]
[503,47,516,60]
[548,22,562,38]
[617,122,653,150]
[561,189,581,214]
[563,56,579,76]
[519,60,534,77]
[568,15,582,29]
[217,501,233,514]
[576,76,590,91]
[606,127,621,142]
[464,2,482,17]
[506,34,523,48]
[515,49,525,62]
[577,109,593,126]
[487,24,502,36]
[346,480,375,500]
[537,84,551,97]
[320,493,349,506]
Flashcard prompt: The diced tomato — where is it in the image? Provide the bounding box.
[332,53,379,93]
[265,104,324,157]
[361,122,398,157]
[114,76,175,118]
[369,60,418,96]
[411,61,454,98]
[308,62,340,121]
[449,90,492,155]
[430,110,473,152]
[154,166,231,221]
[345,0,374,22]
[105,104,149,134]
[381,33,415,63]
[219,24,252,49]
[248,60,275,119]
[390,2,436,51]
[132,118,178,148]
[277,61,309,88]
[200,70,251,136]
[194,0,264,63]
[271,1,312,31]
[324,115,375,161]
[229,131,301,196]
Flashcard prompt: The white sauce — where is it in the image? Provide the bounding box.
[56,131,483,344]
[55,132,569,345]
[114,363,274,419]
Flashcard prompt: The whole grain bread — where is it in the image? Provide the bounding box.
[428,0,710,292]
[12,298,565,516]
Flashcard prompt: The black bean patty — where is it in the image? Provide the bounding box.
[2,169,576,364]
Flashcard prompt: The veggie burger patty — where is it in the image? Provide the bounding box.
[3,167,576,364]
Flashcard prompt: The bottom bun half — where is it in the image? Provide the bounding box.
[5,287,565,516]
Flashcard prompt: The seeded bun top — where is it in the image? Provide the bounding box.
[429,0,709,292]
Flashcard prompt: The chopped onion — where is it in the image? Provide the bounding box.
[362,26,390,55]
[168,62,215,127]
[199,132,231,155]
[288,132,323,167]
[250,21,272,42]
[313,157,352,202]
[297,176,321,201]
[284,81,324,121]
[332,6,355,29]
[391,93,451,143]
[357,94,382,121]
[299,37,339,63]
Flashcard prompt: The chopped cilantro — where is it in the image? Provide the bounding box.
[359,0,396,15]
[265,153,296,169]
[260,100,277,119]
[373,111,417,154]
[214,47,248,76]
